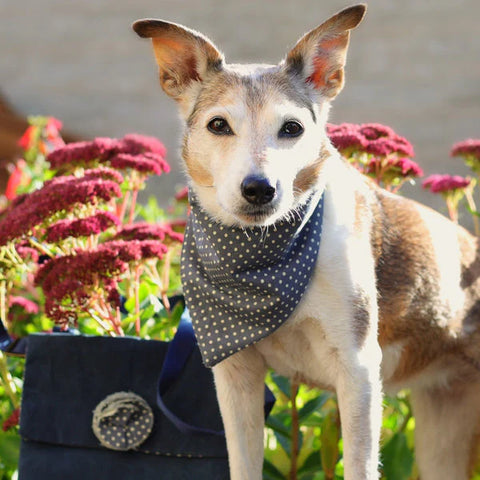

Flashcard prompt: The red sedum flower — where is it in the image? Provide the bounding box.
[422,174,471,193]
[2,408,20,432]
[46,212,120,243]
[451,139,480,160]
[0,174,122,246]
[113,222,184,244]
[35,239,168,325]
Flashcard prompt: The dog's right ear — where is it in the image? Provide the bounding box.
[132,19,224,102]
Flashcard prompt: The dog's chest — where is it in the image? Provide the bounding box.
[255,316,338,390]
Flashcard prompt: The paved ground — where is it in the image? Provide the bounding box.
[1,0,479,220]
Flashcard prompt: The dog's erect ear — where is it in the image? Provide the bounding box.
[132,19,223,101]
[284,4,366,99]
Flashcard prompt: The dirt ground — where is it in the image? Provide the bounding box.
[1,0,479,219]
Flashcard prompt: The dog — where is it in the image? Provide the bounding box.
[133,5,480,479]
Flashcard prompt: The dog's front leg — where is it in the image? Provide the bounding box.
[335,339,383,480]
[213,346,267,480]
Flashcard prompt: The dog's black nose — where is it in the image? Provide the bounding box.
[241,176,276,205]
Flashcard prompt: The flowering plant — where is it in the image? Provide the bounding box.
[326,122,422,192]
[0,118,187,475]
[1,116,480,480]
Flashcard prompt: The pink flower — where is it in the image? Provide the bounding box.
[9,296,39,314]
[119,133,167,157]
[110,152,170,175]
[326,123,365,152]
[45,117,65,150]
[46,212,120,242]
[113,222,184,244]
[46,134,168,175]
[366,157,423,178]
[46,137,119,169]
[8,296,39,323]
[81,167,124,184]
[422,174,471,193]
[15,243,39,262]
[451,139,480,160]
[175,186,189,202]
[36,239,168,325]
[327,122,415,159]
[0,176,121,246]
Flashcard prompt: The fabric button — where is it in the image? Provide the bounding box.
[92,391,154,451]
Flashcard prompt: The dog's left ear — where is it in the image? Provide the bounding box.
[285,4,366,99]
[132,19,223,103]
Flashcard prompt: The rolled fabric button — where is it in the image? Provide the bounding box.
[92,391,154,451]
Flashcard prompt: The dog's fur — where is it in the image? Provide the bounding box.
[133,5,480,479]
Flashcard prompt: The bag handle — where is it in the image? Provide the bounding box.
[157,306,276,436]
[0,316,28,356]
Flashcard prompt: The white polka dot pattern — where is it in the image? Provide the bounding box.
[92,391,154,451]
[181,192,324,367]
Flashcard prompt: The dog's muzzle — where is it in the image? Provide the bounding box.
[241,175,276,205]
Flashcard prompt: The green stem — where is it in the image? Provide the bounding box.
[133,264,142,336]
[289,382,300,480]
[0,280,7,332]
[128,188,139,225]
[0,351,20,409]
[28,237,55,258]
[465,188,480,236]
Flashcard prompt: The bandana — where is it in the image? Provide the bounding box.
[181,192,324,367]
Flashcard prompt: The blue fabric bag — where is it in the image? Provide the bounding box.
[0,308,275,480]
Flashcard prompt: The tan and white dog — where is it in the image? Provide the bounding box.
[133,5,480,479]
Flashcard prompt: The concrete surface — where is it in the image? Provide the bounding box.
[1,0,479,219]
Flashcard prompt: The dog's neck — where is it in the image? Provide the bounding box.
[181,190,325,366]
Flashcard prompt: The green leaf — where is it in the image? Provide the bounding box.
[263,458,285,480]
[381,432,414,480]
[298,392,331,423]
[266,414,291,437]
[273,429,291,457]
[320,408,340,478]
[148,294,164,314]
[270,373,291,398]
[0,430,20,469]
[298,450,323,476]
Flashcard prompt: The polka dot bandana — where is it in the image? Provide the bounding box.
[92,391,154,451]
[181,191,325,367]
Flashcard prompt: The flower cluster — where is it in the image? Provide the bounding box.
[0,173,122,246]
[327,122,415,158]
[46,212,120,243]
[422,174,471,194]
[35,240,168,329]
[113,222,184,244]
[327,123,420,192]
[2,407,20,432]
[19,117,64,153]
[451,139,480,173]
[47,133,168,177]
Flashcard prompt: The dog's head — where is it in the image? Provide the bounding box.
[133,5,366,226]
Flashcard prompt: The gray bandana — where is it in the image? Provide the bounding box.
[181,192,324,367]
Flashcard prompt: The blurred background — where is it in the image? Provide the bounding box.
[1,0,479,213]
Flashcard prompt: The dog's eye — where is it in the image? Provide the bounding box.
[279,121,304,138]
[207,117,233,135]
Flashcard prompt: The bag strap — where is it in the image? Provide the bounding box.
[157,306,276,436]
[0,316,27,356]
